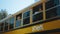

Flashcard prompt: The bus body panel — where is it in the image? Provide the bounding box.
[3,19,60,34]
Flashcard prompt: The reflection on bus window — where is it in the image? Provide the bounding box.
[46,6,60,19]
[45,0,59,10]
[23,11,30,25]
[9,17,14,29]
[23,17,30,25]
[57,6,60,16]
[46,8,57,19]
[23,11,30,18]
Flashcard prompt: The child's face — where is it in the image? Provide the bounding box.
[17,16,21,20]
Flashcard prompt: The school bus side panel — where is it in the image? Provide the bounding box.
[3,19,60,34]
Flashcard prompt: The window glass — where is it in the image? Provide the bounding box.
[23,11,30,25]
[32,3,43,22]
[23,11,30,18]
[23,17,30,25]
[9,17,14,29]
[57,6,60,16]
[0,23,1,31]
[16,19,21,27]
[4,20,9,31]
[59,0,60,4]
[33,4,43,14]
[54,0,59,5]
[0,23,4,32]
[16,14,22,27]
[33,12,43,22]
[46,6,60,19]
[45,0,59,10]
[4,25,8,31]
[0,26,3,32]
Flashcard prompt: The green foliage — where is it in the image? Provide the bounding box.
[0,9,8,20]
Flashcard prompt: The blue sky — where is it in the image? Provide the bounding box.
[0,0,35,14]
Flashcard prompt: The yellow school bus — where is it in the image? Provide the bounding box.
[0,0,60,34]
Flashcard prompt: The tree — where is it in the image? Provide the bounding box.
[0,9,8,20]
[0,12,2,20]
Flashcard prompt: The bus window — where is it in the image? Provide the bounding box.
[9,17,14,29]
[57,6,60,16]
[23,11,30,18]
[32,12,43,22]
[0,23,2,32]
[0,23,1,31]
[45,0,59,10]
[46,6,60,19]
[23,17,30,25]
[0,23,4,32]
[4,20,9,31]
[33,4,43,14]
[16,14,22,27]
[4,26,8,31]
[32,3,43,22]
[23,11,30,25]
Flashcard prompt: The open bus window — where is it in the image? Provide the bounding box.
[16,13,22,27]
[9,17,14,29]
[23,11,30,25]
[32,3,43,22]
[32,3,43,14]
[45,0,59,10]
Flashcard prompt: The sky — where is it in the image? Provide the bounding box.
[0,0,36,15]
